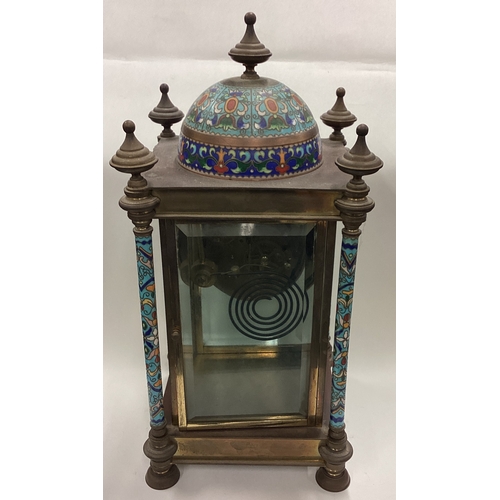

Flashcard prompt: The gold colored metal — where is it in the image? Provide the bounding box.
[164,406,329,465]
[172,330,187,428]
[144,139,350,220]
[191,283,204,355]
[185,415,307,431]
[182,343,310,358]
[306,220,326,425]
[158,347,333,461]
[154,188,342,220]
[159,220,187,428]
[315,220,337,424]
[185,228,205,356]
[172,436,325,465]
[181,123,320,148]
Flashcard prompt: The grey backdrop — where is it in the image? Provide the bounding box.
[104,1,395,499]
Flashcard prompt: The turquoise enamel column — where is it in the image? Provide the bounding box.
[330,233,358,429]
[110,121,180,490]
[316,124,383,492]
[135,233,165,428]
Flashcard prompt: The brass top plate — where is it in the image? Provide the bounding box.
[144,138,350,191]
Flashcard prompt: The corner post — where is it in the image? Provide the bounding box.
[316,124,383,492]
[110,120,180,490]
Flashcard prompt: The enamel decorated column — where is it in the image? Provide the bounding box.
[109,121,180,490]
[316,124,383,492]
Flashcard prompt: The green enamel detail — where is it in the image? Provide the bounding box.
[184,80,316,139]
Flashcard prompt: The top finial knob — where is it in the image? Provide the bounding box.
[228,12,272,79]
[356,124,369,136]
[123,120,135,134]
[245,12,256,24]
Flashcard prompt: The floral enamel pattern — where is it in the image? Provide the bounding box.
[178,136,322,178]
[135,234,165,427]
[330,235,358,428]
[183,81,316,138]
[178,80,322,178]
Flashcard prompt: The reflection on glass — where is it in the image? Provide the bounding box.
[176,222,316,423]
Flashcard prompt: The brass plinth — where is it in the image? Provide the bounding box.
[162,345,332,466]
[166,410,328,466]
[172,432,326,466]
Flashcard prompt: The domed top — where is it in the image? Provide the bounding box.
[177,13,322,180]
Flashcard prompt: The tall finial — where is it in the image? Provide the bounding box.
[321,88,357,146]
[335,124,383,233]
[109,120,159,234]
[228,12,272,79]
[148,84,184,141]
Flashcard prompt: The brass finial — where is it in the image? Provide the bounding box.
[109,120,157,174]
[336,124,383,177]
[109,121,159,233]
[335,124,383,233]
[228,12,272,79]
[321,88,357,145]
[148,84,184,141]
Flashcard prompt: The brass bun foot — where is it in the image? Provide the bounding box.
[145,464,180,490]
[315,467,351,492]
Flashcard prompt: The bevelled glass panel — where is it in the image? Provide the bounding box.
[176,222,316,423]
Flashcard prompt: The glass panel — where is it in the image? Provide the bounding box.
[176,222,316,423]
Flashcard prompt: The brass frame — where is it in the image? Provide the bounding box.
[145,138,349,220]
[158,216,337,431]
[144,135,349,465]
[163,361,332,465]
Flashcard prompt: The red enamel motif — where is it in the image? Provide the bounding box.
[197,93,209,106]
[214,149,229,173]
[224,97,238,113]
[264,97,278,114]
[276,149,289,174]
[276,163,290,174]
[292,94,303,106]
[214,162,229,173]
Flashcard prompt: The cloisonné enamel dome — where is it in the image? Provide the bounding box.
[177,13,322,180]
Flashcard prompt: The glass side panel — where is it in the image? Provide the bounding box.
[176,222,316,423]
